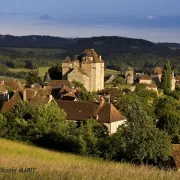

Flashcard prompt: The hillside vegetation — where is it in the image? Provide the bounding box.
[0,35,180,74]
[0,139,179,180]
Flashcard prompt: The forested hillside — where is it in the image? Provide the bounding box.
[0,35,180,74]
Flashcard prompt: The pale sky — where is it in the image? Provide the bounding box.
[0,0,180,42]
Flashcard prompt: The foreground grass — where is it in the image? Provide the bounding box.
[0,139,179,180]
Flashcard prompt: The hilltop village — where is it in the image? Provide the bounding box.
[1,49,180,169]
[0,49,179,134]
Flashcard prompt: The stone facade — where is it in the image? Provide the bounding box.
[62,49,104,92]
[125,68,134,84]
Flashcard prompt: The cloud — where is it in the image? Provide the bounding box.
[145,16,156,20]
[39,14,53,20]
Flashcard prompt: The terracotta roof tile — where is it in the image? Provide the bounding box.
[47,80,74,88]
[4,79,24,91]
[0,85,8,93]
[140,74,152,80]
[154,67,163,74]
[1,92,22,112]
[56,100,126,123]
[83,49,103,63]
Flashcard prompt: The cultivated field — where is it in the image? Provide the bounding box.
[0,139,179,180]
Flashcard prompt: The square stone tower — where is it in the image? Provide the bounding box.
[62,49,104,92]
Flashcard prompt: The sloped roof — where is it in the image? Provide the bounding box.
[4,79,24,91]
[63,56,72,63]
[83,49,103,63]
[176,76,180,81]
[1,92,22,112]
[140,74,152,80]
[47,80,74,88]
[56,100,126,123]
[154,67,163,74]
[0,85,8,93]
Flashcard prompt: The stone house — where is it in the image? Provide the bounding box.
[56,97,126,134]
[139,74,152,84]
[125,67,134,84]
[62,49,104,92]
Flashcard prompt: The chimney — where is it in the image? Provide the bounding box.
[94,96,105,118]
[23,90,26,101]
[172,71,175,79]
[99,55,102,61]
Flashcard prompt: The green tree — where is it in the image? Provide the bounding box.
[113,95,171,163]
[77,119,109,156]
[161,60,172,93]
[0,114,8,137]
[155,97,180,140]
[26,70,41,87]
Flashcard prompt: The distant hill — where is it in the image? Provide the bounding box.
[0,138,179,180]
[0,35,180,72]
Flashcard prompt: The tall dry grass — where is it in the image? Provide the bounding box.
[0,138,179,180]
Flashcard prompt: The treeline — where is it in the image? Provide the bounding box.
[0,64,28,79]
[0,35,180,73]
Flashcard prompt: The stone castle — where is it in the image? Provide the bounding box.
[62,49,104,92]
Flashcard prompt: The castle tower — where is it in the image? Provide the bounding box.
[62,56,72,80]
[81,49,104,92]
[125,67,134,84]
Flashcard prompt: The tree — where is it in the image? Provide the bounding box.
[155,97,180,140]
[112,95,171,163]
[161,60,172,93]
[73,80,95,102]
[77,119,109,156]
[26,70,41,87]
[0,114,8,137]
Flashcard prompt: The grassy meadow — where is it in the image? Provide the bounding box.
[0,138,179,180]
[105,69,118,76]
[8,67,50,78]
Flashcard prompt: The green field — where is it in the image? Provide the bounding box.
[9,67,50,78]
[105,69,118,75]
[0,138,179,180]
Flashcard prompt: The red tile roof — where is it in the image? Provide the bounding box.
[140,74,152,80]
[154,67,163,74]
[56,100,126,123]
[83,49,103,63]
[1,92,22,112]
[47,80,74,88]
